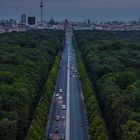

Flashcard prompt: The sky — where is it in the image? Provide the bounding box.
[0,0,140,21]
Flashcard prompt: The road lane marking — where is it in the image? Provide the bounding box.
[66,32,70,140]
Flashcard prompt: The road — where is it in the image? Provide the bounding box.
[46,30,88,140]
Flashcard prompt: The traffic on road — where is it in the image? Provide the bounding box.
[46,31,89,140]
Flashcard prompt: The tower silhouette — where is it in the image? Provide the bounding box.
[40,0,44,25]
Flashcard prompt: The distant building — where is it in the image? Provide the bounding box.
[49,18,56,25]
[88,19,91,25]
[64,19,69,28]
[0,26,5,33]
[0,19,16,27]
[21,14,26,25]
[28,17,36,25]
[0,20,9,26]
[9,19,16,27]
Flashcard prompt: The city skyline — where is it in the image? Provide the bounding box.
[0,0,140,21]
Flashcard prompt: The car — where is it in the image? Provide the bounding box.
[47,133,52,139]
[54,126,59,133]
[59,89,63,93]
[55,93,59,97]
[56,115,60,121]
[62,105,66,110]
[61,115,66,119]
[58,96,62,100]
[60,134,65,140]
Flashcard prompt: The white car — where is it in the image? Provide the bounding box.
[56,115,60,121]
[58,96,63,100]
[62,105,66,110]
[61,115,66,119]
[59,89,63,93]
[55,93,59,97]
[75,75,78,78]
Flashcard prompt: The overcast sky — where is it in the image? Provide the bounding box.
[0,0,140,21]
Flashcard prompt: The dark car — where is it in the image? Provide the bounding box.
[54,126,59,133]
[47,133,52,139]
[60,134,65,140]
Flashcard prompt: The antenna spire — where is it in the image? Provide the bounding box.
[40,0,44,25]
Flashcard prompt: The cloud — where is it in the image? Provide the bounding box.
[0,0,140,21]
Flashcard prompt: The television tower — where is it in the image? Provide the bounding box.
[40,0,44,25]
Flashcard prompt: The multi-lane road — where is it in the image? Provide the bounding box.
[46,31,89,140]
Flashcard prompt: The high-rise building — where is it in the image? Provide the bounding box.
[28,17,36,25]
[64,19,69,28]
[21,14,26,25]
[9,19,16,27]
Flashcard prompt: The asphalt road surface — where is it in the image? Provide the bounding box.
[46,31,88,140]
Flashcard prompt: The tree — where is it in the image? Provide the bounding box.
[122,120,140,140]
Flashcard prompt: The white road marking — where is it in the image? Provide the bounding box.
[66,32,70,140]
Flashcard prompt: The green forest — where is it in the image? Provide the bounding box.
[0,30,64,140]
[74,30,140,140]
[76,49,109,140]
[26,53,61,140]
